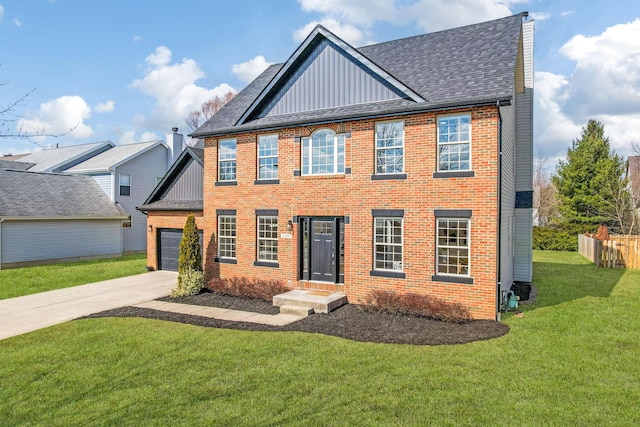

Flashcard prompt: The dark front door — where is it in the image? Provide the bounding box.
[310,220,335,282]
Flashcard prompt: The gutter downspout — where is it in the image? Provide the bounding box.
[496,102,504,321]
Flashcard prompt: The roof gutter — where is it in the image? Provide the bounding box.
[191,97,513,138]
[0,216,130,221]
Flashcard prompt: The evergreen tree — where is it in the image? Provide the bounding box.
[552,120,627,229]
[178,215,202,274]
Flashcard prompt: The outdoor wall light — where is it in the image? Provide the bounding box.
[148,224,153,232]
[287,220,293,231]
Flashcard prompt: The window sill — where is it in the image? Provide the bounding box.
[299,174,347,180]
[253,261,279,268]
[370,270,406,279]
[215,257,237,264]
[432,171,475,178]
[371,173,407,181]
[431,274,473,285]
[254,179,280,185]
[215,181,238,186]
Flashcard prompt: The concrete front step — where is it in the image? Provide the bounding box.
[273,289,347,314]
[279,304,314,317]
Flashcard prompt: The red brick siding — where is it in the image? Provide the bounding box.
[202,106,500,319]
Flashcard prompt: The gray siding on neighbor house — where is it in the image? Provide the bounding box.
[115,144,168,252]
[161,158,203,200]
[513,20,534,282]
[0,220,122,265]
[260,38,403,118]
[91,174,113,199]
[500,103,516,292]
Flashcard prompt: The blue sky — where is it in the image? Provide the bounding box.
[1,0,639,167]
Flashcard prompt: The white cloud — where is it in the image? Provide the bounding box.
[130,46,237,130]
[132,35,142,43]
[401,0,513,32]
[145,46,172,67]
[534,19,640,160]
[298,0,397,26]
[529,12,550,21]
[13,17,21,27]
[0,5,4,21]
[17,95,93,142]
[116,130,160,145]
[294,18,369,45]
[231,55,274,83]
[94,100,115,113]
[561,11,574,17]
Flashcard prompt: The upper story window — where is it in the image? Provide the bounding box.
[437,114,471,172]
[302,129,345,175]
[219,138,237,181]
[375,121,404,174]
[119,174,131,196]
[257,134,278,180]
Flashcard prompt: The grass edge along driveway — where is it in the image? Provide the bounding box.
[1,250,639,426]
[0,254,147,300]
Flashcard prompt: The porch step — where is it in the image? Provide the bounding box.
[279,304,314,317]
[273,289,348,314]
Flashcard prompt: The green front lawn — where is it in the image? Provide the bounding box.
[0,254,147,300]
[1,251,639,425]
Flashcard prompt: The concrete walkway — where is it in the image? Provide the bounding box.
[133,300,304,326]
[0,270,177,340]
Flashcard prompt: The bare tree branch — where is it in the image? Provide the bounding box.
[185,91,236,132]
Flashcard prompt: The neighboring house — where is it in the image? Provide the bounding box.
[8,141,115,172]
[0,159,34,170]
[64,140,174,253]
[190,13,534,320]
[0,169,128,269]
[138,146,204,271]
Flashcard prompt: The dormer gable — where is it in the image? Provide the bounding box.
[238,25,425,124]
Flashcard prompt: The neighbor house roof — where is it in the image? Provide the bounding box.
[138,147,204,212]
[192,13,525,138]
[0,159,35,170]
[65,140,167,173]
[15,141,115,172]
[0,169,128,219]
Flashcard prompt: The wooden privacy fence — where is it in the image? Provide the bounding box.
[578,234,640,268]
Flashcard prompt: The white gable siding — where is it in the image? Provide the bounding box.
[261,39,403,117]
[115,144,169,252]
[500,104,516,292]
[513,19,534,282]
[91,174,113,199]
[0,220,122,266]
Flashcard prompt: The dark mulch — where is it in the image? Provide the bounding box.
[85,292,509,346]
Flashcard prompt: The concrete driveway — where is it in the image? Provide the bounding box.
[0,270,177,341]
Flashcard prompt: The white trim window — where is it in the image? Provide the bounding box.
[302,129,345,175]
[375,121,404,174]
[436,219,470,276]
[257,134,278,180]
[119,174,131,196]
[257,216,278,262]
[374,217,403,271]
[437,114,471,172]
[219,138,237,181]
[218,215,236,259]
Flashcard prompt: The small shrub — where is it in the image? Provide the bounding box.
[207,276,290,302]
[171,269,204,298]
[363,290,472,323]
[533,222,599,251]
[595,224,610,241]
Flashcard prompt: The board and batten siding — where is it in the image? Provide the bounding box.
[513,19,534,282]
[91,174,113,199]
[500,103,516,292]
[162,158,203,200]
[115,144,169,252]
[260,38,403,118]
[0,219,122,265]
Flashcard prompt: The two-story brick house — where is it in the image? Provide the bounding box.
[191,13,534,320]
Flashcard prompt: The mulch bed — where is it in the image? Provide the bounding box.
[85,292,509,346]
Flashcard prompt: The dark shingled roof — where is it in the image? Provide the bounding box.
[0,169,128,218]
[137,147,204,212]
[0,159,34,170]
[192,13,524,138]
